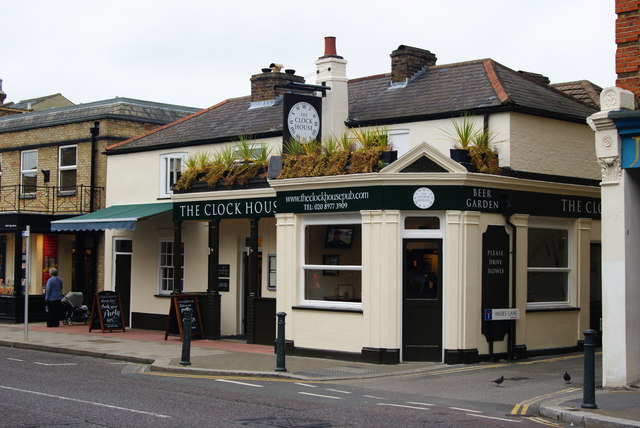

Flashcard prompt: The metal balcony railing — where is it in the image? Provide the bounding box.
[0,185,104,214]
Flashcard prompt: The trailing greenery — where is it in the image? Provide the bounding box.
[278,127,392,179]
[173,136,271,191]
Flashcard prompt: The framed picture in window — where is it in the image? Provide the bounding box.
[323,254,339,276]
[325,226,354,248]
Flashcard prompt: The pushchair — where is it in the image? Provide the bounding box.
[61,292,89,325]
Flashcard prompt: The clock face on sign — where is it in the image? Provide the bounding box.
[287,102,320,141]
[413,187,435,209]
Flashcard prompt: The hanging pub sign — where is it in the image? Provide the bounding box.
[282,93,322,147]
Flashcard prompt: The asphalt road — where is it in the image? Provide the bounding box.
[0,347,576,427]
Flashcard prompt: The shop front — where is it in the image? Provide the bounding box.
[270,146,602,364]
[0,213,78,323]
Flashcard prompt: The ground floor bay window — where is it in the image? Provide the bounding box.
[301,215,362,309]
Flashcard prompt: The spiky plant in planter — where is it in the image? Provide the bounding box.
[348,127,390,174]
[469,128,501,175]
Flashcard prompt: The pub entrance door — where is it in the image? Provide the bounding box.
[402,239,443,361]
[113,238,132,327]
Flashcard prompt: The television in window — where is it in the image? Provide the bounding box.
[325,226,354,249]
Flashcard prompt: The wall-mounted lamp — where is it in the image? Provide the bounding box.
[41,169,50,182]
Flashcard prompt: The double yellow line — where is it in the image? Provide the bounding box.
[510,387,580,415]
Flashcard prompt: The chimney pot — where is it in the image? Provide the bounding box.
[324,36,337,56]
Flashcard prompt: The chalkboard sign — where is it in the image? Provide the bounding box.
[218,278,229,292]
[164,294,205,340]
[218,264,230,277]
[89,291,126,333]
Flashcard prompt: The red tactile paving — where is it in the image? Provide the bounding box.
[27,323,274,355]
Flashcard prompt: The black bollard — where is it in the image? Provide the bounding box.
[275,312,287,372]
[180,307,192,366]
[581,329,597,409]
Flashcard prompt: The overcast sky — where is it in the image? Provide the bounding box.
[2,0,616,109]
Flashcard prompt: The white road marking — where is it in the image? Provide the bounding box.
[377,403,430,410]
[326,388,351,394]
[215,379,263,388]
[407,401,434,406]
[33,362,77,366]
[298,392,342,400]
[449,406,483,413]
[364,394,386,400]
[469,414,522,423]
[7,358,23,362]
[294,382,317,388]
[0,385,170,418]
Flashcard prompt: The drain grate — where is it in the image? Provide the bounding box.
[237,417,337,427]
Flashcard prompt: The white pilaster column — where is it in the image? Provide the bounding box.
[588,86,639,387]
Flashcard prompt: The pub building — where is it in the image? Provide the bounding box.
[54,37,602,363]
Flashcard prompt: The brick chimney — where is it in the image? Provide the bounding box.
[616,0,640,100]
[250,69,305,103]
[390,45,437,84]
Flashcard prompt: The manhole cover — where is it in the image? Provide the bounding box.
[238,417,336,427]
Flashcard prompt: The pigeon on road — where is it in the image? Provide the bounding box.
[563,371,572,384]
[492,376,504,386]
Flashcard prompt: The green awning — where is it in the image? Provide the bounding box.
[51,202,172,232]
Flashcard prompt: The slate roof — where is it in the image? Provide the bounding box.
[8,93,72,110]
[551,80,602,109]
[106,58,598,154]
[0,97,200,133]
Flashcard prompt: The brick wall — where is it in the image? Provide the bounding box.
[616,0,640,98]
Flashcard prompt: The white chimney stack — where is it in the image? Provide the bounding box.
[315,36,348,138]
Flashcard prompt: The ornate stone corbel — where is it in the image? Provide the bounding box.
[598,156,622,184]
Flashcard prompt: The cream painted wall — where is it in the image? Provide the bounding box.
[291,310,366,353]
[526,312,579,350]
[105,137,283,206]
[509,113,599,179]
[105,211,277,335]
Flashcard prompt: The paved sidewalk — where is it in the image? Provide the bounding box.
[0,322,639,427]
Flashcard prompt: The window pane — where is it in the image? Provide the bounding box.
[22,151,37,170]
[304,269,361,302]
[404,217,440,230]
[528,228,568,268]
[115,240,132,252]
[22,173,36,193]
[304,224,361,265]
[60,170,76,190]
[527,271,568,302]
[60,147,76,167]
